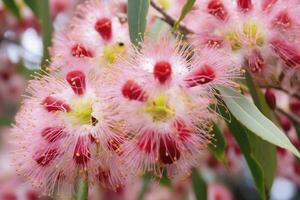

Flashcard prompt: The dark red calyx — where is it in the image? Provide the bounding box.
[121,80,147,101]
[159,136,180,164]
[237,0,253,12]
[66,70,86,95]
[185,64,216,87]
[42,96,71,112]
[137,131,156,154]
[264,89,276,110]
[34,148,59,166]
[248,50,265,73]
[41,127,65,143]
[272,11,292,29]
[71,44,93,58]
[270,39,300,68]
[289,98,300,117]
[73,137,90,165]
[154,61,172,84]
[207,0,228,21]
[95,17,112,41]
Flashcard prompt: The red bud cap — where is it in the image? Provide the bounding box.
[71,44,93,58]
[237,0,253,12]
[207,0,228,21]
[42,96,71,112]
[289,98,300,117]
[185,64,216,87]
[66,71,86,95]
[95,17,112,41]
[278,114,292,132]
[154,61,172,84]
[265,89,276,109]
[121,80,147,101]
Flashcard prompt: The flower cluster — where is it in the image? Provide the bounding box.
[16,0,300,198]
[191,0,300,92]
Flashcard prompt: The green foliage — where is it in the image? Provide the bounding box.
[73,176,89,200]
[245,73,277,191]
[137,173,152,200]
[191,168,207,200]
[174,0,196,29]
[24,0,53,68]
[3,0,21,19]
[208,124,227,163]
[127,0,150,46]
[217,85,300,158]
[23,0,38,16]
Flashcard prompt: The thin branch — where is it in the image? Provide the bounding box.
[259,84,300,99]
[150,1,194,34]
[276,107,300,125]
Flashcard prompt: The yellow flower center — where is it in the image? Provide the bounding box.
[103,42,126,64]
[224,21,265,51]
[144,95,175,122]
[67,98,94,125]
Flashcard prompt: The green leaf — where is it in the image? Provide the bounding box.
[217,85,300,158]
[3,0,21,19]
[245,72,277,191]
[23,0,38,16]
[208,124,227,163]
[191,168,207,200]
[174,0,195,29]
[73,176,88,200]
[217,103,266,199]
[0,117,12,126]
[127,0,150,46]
[137,173,152,200]
[36,0,53,68]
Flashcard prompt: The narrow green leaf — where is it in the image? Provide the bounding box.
[3,0,21,19]
[73,176,88,200]
[191,168,207,200]
[127,0,150,45]
[137,173,151,200]
[217,104,266,199]
[208,124,227,163]
[36,0,53,68]
[0,117,12,126]
[217,85,300,158]
[24,0,38,16]
[245,72,277,191]
[174,0,195,29]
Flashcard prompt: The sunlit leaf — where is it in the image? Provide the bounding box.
[245,72,277,191]
[217,103,266,199]
[127,0,150,45]
[217,85,300,158]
